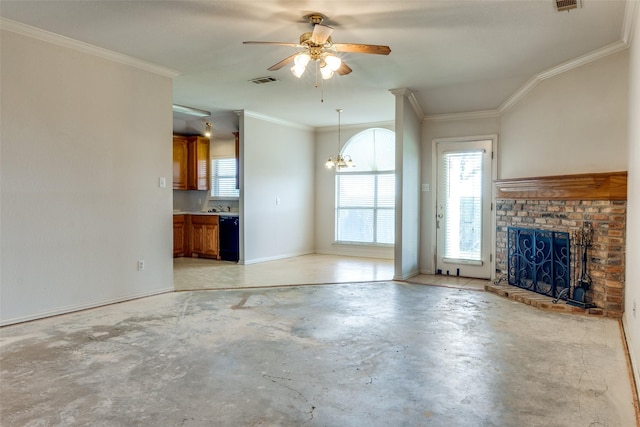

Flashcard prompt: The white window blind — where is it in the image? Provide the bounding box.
[210,158,239,198]
[442,151,483,261]
[335,128,395,245]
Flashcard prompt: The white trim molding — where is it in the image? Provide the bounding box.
[424,110,501,123]
[622,0,639,45]
[389,88,425,119]
[236,110,314,131]
[0,17,179,78]
[498,41,628,114]
[0,287,175,326]
[315,120,395,133]
[424,36,633,122]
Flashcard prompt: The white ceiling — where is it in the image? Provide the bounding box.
[0,1,629,127]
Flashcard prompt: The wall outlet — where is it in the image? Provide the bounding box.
[421,184,430,192]
[137,260,145,271]
[276,197,280,205]
[633,299,637,318]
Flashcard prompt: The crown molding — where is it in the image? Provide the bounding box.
[622,0,639,45]
[0,18,179,78]
[239,110,314,131]
[497,40,628,115]
[424,109,501,122]
[315,120,395,133]
[389,88,425,120]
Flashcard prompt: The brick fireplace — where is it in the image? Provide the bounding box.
[493,171,627,318]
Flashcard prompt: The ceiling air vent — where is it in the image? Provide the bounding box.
[249,76,278,84]
[554,0,581,12]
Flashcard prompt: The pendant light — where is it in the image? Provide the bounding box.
[325,109,355,169]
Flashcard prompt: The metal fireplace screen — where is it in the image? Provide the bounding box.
[507,227,571,299]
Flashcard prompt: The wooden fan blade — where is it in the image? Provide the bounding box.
[243,41,298,47]
[267,53,297,71]
[333,43,391,55]
[336,62,352,75]
[310,24,333,44]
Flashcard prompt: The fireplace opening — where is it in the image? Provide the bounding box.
[507,227,571,300]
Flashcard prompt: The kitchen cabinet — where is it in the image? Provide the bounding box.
[233,131,240,190]
[173,135,210,190]
[173,136,188,190]
[190,215,219,259]
[173,214,186,257]
[187,136,210,190]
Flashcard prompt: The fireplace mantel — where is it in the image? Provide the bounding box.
[494,171,627,201]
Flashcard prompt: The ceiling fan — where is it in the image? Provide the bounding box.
[243,13,391,81]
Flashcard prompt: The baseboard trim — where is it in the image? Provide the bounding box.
[621,316,640,423]
[0,287,174,327]
[240,251,314,265]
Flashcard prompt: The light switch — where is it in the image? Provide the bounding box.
[159,177,167,188]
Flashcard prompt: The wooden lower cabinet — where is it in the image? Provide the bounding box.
[173,214,220,259]
[173,215,186,257]
[189,215,219,259]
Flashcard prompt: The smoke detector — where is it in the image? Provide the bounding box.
[554,0,582,12]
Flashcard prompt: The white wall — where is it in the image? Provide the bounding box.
[240,112,315,263]
[420,117,501,274]
[394,93,421,280]
[0,29,174,325]
[624,0,640,400]
[500,50,629,179]
[315,122,395,259]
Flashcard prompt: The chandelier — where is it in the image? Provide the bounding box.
[325,109,355,169]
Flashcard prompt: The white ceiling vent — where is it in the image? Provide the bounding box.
[249,76,278,84]
[554,0,582,12]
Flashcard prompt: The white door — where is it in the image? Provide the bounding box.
[436,138,493,279]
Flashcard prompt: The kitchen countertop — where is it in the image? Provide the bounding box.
[173,211,239,217]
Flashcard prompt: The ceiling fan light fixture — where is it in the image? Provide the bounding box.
[320,64,334,80]
[294,53,311,67]
[325,54,341,71]
[291,64,306,78]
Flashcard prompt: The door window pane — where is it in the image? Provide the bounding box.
[442,151,482,260]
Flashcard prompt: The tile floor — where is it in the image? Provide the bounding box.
[173,253,487,292]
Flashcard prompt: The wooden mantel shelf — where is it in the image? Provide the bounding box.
[494,171,627,201]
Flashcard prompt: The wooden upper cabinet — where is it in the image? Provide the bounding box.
[173,136,188,190]
[187,136,210,191]
[173,135,210,190]
[233,132,240,190]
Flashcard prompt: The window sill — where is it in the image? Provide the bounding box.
[333,241,394,248]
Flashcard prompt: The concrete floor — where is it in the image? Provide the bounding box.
[2,283,637,425]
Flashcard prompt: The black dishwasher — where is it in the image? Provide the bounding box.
[219,216,239,261]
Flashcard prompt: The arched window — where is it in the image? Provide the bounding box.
[335,128,395,244]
